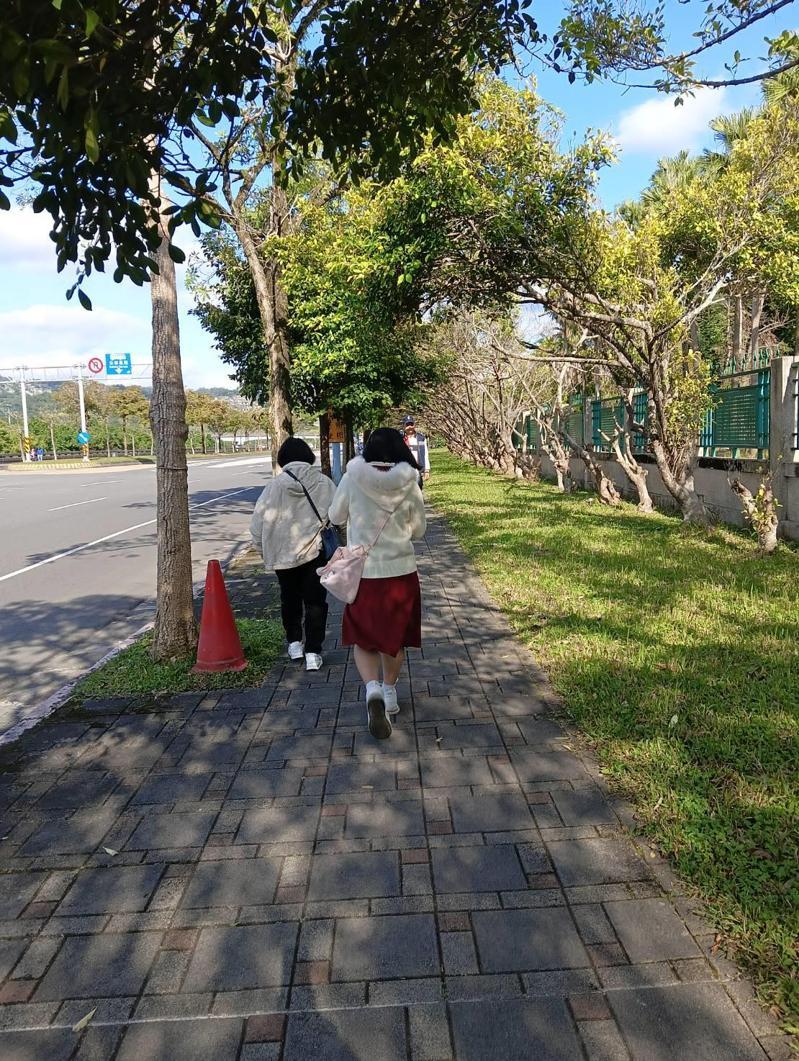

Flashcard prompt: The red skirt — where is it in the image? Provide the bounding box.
[342,572,422,657]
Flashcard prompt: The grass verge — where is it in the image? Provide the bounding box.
[73,617,284,699]
[427,450,799,1026]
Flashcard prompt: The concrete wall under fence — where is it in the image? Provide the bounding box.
[535,357,799,542]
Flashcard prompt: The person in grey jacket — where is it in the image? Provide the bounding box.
[250,438,335,671]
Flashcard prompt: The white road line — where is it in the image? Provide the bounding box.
[49,497,107,512]
[83,479,120,486]
[0,486,252,583]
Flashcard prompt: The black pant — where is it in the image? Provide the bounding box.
[275,551,328,654]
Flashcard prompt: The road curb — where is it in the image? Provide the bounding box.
[0,541,257,749]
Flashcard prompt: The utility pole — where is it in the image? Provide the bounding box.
[76,364,89,462]
[19,369,30,462]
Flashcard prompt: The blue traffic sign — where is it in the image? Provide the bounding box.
[105,352,132,375]
[77,431,91,445]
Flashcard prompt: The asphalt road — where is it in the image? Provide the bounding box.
[0,456,273,734]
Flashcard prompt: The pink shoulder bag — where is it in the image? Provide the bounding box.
[317,509,393,604]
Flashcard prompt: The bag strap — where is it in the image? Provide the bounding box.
[284,469,325,525]
[365,507,395,554]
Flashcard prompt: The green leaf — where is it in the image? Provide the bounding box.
[167,244,186,264]
[51,0,63,9]
[0,189,10,211]
[85,126,99,163]
[77,289,92,311]
[57,67,69,111]
[85,9,100,38]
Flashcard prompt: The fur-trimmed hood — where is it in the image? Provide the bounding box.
[345,456,420,510]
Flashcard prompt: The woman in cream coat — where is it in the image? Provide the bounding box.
[328,428,426,739]
[250,437,335,671]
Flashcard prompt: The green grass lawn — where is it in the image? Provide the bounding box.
[73,617,284,700]
[427,450,799,1026]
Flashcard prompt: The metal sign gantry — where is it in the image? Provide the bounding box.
[0,359,151,461]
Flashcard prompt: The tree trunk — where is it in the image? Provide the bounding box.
[105,418,111,458]
[730,478,779,554]
[794,309,799,357]
[579,446,621,506]
[732,294,744,368]
[749,292,765,360]
[650,438,708,523]
[201,423,207,454]
[612,436,654,513]
[132,431,136,458]
[234,206,293,466]
[148,179,197,660]
[49,421,57,461]
[122,418,128,456]
[319,413,331,477]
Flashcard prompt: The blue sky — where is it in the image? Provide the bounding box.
[0,1,794,391]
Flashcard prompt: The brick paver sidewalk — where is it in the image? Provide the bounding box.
[0,515,789,1060]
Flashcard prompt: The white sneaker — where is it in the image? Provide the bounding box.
[383,684,399,715]
[305,652,323,672]
[287,641,304,661]
[366,682,392,740]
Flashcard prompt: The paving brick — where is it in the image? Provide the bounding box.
[449,997,584,1060]
[0,981,35,1003]
[126,811,217,850]
[604,899,702,962]
[345,800,425,838]
[36,774,120,810]
[308,851,400,900]
[130,773,212,805]
[20,811,118,856]
[402,848,430,864]
[609,983,767,1060]
[547,839,650,886]
[509,748,589,783]
[10,938,60,981]
[369,978,443,1006]
[211,988,288,1016]
[145,949,191,993]
[35,932,161,1000]
[325,762,397,795]
[182,923,297,992]
[293,960,330,985]
[56,864,164,915]
[180,857,280,908]
[238,804,320,844]
[266,734,334,761]
[284,1006,407,1061]
[441,931,479,974]
[572,903,618,945]
[409,1003,452,1060]
[473,907,590,972]
[579,1020,632,1061]
[571,992,613,1020]
[0,1029,75,1060]
[246,1014,286,1042]
[162,928,198,951]
[115,1017,242,1061]
[332,914,439,980]
[551,787,617,825]
[449,792,534,833]
[431,845,526,893]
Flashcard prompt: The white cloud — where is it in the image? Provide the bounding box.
[0,208,59,272]
[615,87,729,155]
[0,304,150,377]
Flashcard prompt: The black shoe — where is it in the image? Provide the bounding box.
[367,690,392,740]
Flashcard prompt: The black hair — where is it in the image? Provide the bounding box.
[277,437,316,467]
[362,427,419,470]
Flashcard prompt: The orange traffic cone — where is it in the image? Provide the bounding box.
[192,560,248,673]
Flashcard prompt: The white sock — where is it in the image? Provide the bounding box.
[383,681,396,691]
[366,680,382,700]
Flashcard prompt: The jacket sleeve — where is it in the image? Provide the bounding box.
[328,475,350,527]
[249,486,270,556]
[408,488,427,540]
[251,481,282,564]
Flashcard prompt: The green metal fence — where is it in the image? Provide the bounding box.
[700,367,770,459]
[564,397,584,444]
